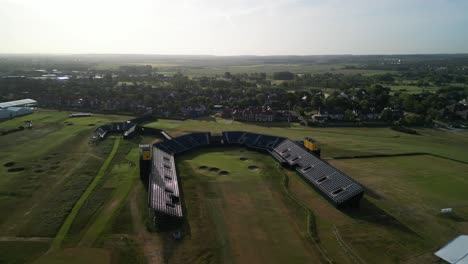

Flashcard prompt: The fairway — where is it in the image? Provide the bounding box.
[169,148,319,264]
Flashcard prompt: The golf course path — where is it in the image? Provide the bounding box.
[130,186,163,264]
[0,236,53,242]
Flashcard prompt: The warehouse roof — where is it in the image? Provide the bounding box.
[435,235,468,264]
[0,99,37,108]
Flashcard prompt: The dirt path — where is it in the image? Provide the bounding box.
[129,185,163,264]
[0,236,53,242]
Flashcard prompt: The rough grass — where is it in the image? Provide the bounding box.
[310,155,468,263]
[168,148,319,264]
[78,148,139,247]
[50,137,121,251]
[64,141,137,246]
[0,112,128,237]
[157,117,468,162]
[0,241,49,264]
[33,248,111,264]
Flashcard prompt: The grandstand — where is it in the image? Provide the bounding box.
[148,147,183,226]
[273,139,363,206]
[143,131,364,227]
[93,121,137,140]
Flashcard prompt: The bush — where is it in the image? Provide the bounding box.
[391,126,419,135]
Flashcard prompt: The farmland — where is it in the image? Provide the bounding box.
[0,110,467,263]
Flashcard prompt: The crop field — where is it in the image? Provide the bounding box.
[1,110,468,263]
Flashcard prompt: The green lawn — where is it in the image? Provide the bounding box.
[145,119,183,129]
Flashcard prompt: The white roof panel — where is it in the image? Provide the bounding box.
[0,99,37,108]
[435,235,468,264]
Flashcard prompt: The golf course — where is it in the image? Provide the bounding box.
[0,110,467,264]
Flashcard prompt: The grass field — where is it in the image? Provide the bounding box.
[91,61,394,77]
[1,110,468,263]
[168,148,320,264]
[0,110,146,264]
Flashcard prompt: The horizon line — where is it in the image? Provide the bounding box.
[1,52,468,57]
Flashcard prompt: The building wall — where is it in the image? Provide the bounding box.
[0,107,33,120]
[0,109,12,120]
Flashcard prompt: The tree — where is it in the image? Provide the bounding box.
[255,93,266,105]
[273,71,295,80]
[380,108,393,122]
[344,109,356,121]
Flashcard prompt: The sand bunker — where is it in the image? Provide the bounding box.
[198,166,208,170]
[219,171,230,176]
[3,162,15,167]
[209,167,220,172]
[240,157,248,161]
[8,167,25,172]
[248,165,259,170]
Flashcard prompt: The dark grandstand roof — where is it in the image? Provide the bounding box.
[154,132,210,154]
[273,139,363,205]
[94,121,137,139]
[222,131,285,149]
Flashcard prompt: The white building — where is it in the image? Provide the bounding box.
[0,107,33,120]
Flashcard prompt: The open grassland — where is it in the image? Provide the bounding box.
[0,110,130,237]
[147,117,468,162]
[50,137,121,251]
[329,155,468,263]
[146,117,468,263]
[0,110,147,264]
[388,84,440,94]
[169,148,320,264]
[92,61,394,77]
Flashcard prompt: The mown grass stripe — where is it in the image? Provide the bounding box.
[49,137,121,251]
[78,148,139,247]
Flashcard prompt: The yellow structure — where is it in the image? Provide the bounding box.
[139,144,152,160]
[304,137,319,152]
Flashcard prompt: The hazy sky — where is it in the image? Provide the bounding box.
[1,0,467,55]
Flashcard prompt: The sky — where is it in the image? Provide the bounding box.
[0,0,467,55]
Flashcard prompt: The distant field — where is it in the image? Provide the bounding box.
[91,61,394,77]
[389,84,439,94]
